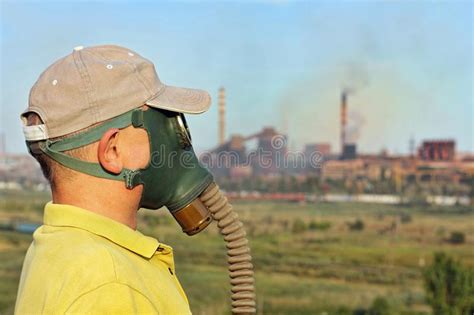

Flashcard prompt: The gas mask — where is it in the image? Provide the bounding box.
[28,107,256,314]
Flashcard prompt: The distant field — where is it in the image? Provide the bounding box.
[1,190,473,314]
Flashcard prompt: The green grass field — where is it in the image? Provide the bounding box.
[1,190,473,314]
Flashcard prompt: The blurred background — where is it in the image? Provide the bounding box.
[1,1,473,314]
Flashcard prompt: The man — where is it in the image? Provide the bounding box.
[15,44,211,314]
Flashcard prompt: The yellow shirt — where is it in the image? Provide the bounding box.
[15,202,191,315]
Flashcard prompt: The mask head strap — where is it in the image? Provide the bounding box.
[28,108,145,189]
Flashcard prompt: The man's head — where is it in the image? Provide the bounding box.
[22,45,213,223]
[25,109,150,190]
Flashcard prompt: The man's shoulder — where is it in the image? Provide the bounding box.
[29,225,118,281]
[16,225,123,313]
[27,223,155,285]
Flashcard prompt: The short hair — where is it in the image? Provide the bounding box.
[25,113,93,188]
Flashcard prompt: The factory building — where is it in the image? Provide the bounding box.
[418,140,455,161]
[322,159,365,181]
[208,87,288,178]
[304,143,331,159]
[252,127,287,176]
[341,144,357,160]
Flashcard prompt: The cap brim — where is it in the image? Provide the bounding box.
[145,85,211,114]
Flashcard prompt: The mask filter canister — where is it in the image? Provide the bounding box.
[171,198,213,235]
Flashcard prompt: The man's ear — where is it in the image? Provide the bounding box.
[97,128,123,174]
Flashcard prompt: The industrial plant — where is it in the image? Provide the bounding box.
[0,87,473,204]
[203,87,474,202]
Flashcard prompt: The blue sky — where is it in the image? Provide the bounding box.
[1,0,472,154]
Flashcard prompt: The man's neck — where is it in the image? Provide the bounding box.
[51,178,142,230]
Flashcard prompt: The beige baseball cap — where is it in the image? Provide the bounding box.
[21,44,211,141]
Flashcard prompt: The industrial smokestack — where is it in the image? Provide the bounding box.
[218,87,226,145]
[340,90,347,153]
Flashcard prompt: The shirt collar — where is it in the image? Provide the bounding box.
[43,202,169,259]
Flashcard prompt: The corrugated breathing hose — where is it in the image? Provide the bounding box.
[199,182,256,314]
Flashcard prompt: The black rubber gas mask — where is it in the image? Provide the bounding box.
[31,107,214,235]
